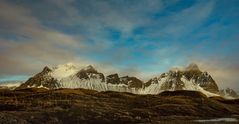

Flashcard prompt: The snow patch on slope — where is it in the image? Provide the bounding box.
[142,77,167,94]
[58,75,142,94]
[0,81,23,87]
[59,75,107,91]
[194,118,238,122]
[181,76,219,97]
[50,63,81,80]
[220,89,238,99]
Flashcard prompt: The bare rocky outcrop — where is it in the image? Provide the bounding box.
[220,88,238,98]
[17,66,59,89]
[145,63,219,93]
[76,65,105,82]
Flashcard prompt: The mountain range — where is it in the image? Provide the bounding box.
[15,63,238,98]
[0,81,23,90]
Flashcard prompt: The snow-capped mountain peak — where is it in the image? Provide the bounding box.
[52,62,78,70]
[144,63,219,96]
[75,65,104,81]
[83,65,95,70]
[17,63,237,98]
[42,66,52,73]
[185,63,200,71]
[220,88,238,98]
[50,63,80,80]
[0,81,24,90]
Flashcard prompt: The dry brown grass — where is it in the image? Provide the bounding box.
[0,88,238,123]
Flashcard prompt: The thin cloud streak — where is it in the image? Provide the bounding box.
[0,0,98,77]
[0,0,238,93]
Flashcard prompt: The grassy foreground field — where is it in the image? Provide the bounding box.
[0,88,239,124]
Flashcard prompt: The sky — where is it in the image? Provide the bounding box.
[0,0,238,91]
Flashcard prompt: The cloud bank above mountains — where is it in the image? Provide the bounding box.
[0,0,238,91]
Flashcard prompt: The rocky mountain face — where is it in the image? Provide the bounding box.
[18,63,143,91]
[220,88,238,98]
[106,74,143,88]
[18,66,59,89]
[183,64,219,93]
[76,65,105,82]
[145,63,219,94]
[17,63,237,98]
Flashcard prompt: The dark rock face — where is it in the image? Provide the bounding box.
[82,65,98,73]
[183,70,219,93]
[106,74,143,88]
[183,64,219,93]
[106,74,120,84]
[42,66,52,74]
[145,71,185,90]
[76,65,105,82]
[185,63,200,71]
[161,71,185,90]
[120,76,143,88]
[144,79,154,88]
[145,64,219,93]
[17,66,59,89]
[220,88,238,98]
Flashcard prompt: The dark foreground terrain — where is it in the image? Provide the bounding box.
[0,88,239,124]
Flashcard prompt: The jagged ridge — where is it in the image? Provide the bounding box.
[17,63,237,98]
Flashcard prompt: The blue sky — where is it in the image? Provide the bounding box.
[0,0,238,90]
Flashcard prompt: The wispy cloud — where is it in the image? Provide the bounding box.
[0,0,95,77]
[0,0,238,93]
[190,57,239,91]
